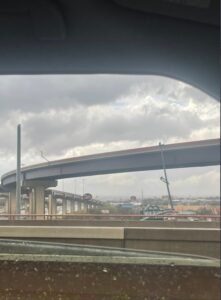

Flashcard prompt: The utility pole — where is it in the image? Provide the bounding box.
[141,188,144,203]
[159,142,174,210]
[16,124,21,217]
[74,179,77,194]
[82,178,85,197]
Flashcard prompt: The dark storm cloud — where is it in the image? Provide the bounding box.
[1,74,214,116]
[0,75,148,113]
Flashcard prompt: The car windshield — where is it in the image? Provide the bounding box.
[0,74,220,299]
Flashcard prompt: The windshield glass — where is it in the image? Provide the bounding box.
[0,75,220,299]
[0,74,219,211]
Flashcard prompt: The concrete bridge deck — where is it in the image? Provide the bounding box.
[1,138,220,219]
[2,139,220,187]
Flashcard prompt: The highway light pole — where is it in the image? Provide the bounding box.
[141,188,144,203]
[16,124,21,216]
[159,142,174,210]
[74,179,77,194]
[82,178,85,197]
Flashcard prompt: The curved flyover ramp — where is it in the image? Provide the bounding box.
[1,138,220,187]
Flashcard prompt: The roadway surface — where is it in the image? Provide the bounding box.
[1,139,220,187]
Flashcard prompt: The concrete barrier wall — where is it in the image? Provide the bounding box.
[0,257,219,300]
[124,227,220,258]
[0,226,219,258]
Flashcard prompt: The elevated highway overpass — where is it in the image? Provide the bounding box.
[1,138,220,186]
[0,139,220,269]
[1,138,220,218]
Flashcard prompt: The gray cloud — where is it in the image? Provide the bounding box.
[0,75,148,114]
[0,75,219,196]
[57,166,220,198]
[19,102,205,155]
[0,75,219,156]
[1,74,216,115]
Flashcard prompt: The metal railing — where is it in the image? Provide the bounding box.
[0,213,220,221]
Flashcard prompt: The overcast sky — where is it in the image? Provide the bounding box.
[0,75,220,199]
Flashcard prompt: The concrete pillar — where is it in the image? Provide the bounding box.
[29,189,35,218]
[75,201,80,212]
[35,186,45,219]
[70,200,75,213]
[5,196,9,215]
[67,199,69,214]
[23,180,57,220]
[24,199,29,214]
[85,202,88,213]
[62,198,67,215]
[9,190,16,219]
[81,202,88,213]
[66,200,71,213]
[48,193,57,216]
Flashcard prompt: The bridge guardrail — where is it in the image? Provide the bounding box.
[0,213,220,221]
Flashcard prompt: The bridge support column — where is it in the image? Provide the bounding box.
[8,190,16,219]
[70,200,75,213]
[24,199,29,214]
[85,202,88,213]
[23,180,57,220]
[4,196,9,215]
[29,189,35,219]
[75,201,80,212]
[48,193,57,218]
[34,186,45,219]
[81,202,88,213]
[62,198,67,215]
